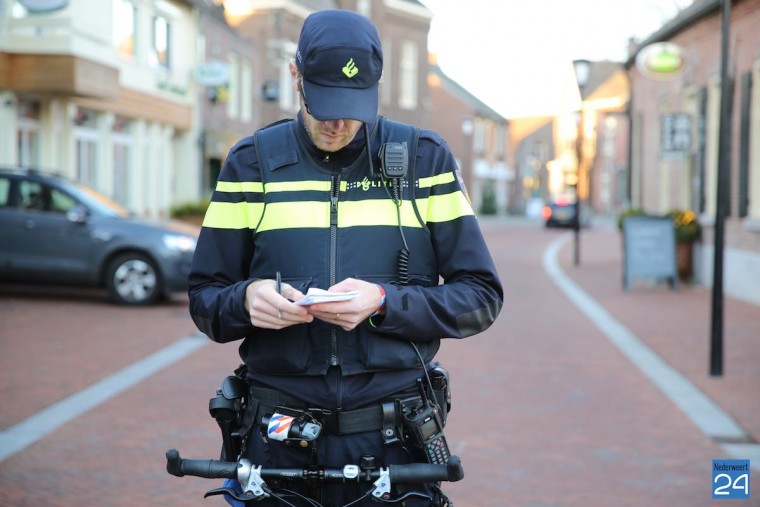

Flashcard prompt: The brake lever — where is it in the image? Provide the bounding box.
[370,468,433,504]
[204,486,248,501]
[203,467,269,502]
[371,467,391,499]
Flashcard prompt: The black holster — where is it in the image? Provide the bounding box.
[208,365,253,460]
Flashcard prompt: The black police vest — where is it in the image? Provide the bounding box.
[239,117,440,376]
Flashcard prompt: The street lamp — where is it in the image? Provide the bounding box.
[573,59,591,93]
[572,59,591,266]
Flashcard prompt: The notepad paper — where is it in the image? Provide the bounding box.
[294,288,358,306]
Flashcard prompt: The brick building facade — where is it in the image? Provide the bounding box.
[626,0,760,304]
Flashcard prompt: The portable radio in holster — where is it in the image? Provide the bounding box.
[428,365,451,423]
[399,378,451,465]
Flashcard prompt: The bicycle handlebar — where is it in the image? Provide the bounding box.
[166,448,464,484]
[166,449,238,479]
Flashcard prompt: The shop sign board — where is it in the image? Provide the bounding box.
[623,216,678,291]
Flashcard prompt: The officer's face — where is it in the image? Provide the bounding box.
[298,91,363,153]
[291,61,363,152]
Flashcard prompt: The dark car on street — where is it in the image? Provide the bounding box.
[541,197,591,229]
[0,167,197,305]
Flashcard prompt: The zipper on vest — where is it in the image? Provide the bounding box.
[329,174,340,366]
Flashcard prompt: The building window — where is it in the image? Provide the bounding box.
[280,58,296,113]
[227,53,239,119]
[738,71,752,218]
[356,0,371,17]
[17,100,40,167]
[473,119,485,153]
[114,0,137,58]
[381,38,392,107]
[74,108,98,189]
[151,14,171,70]
[399,41,418,110]
[749,66,760,219]
[241,58,252,122]
[112,116,132,207]
[704,81,721,217]
[696,86,707,214]
[494,124,505,158]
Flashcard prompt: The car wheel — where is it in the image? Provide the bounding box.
[105,253,162,305]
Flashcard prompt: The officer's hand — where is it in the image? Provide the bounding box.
[307,278,384,331]
[245,279,312,329]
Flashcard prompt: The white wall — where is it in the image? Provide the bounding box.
[695,244,760,306]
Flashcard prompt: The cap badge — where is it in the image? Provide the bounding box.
[342,58,359,78]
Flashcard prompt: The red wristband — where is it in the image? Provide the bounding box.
[371,284,386,317]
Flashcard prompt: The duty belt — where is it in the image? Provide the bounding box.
[249,385,417,440]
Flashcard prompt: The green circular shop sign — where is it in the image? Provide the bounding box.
[636,42,685,79]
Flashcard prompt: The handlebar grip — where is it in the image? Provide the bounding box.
[389,455,464,483]
[166,449,238,479]
[447,455,465,482]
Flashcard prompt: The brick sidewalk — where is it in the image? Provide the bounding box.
[557,222,760,446]
[438,219,760,506]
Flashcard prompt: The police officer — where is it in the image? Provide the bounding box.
[188,9,503,507]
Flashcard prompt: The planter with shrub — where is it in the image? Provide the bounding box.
[666,209,701,281]
[171,199,210,226]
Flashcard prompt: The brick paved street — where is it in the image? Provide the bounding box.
[0,218,758,506]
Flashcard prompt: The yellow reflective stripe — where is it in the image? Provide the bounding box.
[418,172,455,189]
[265,180,333,192]
[214,180,336,194]
[340,200,423,228]
[256,201,425,230]
[202,201,264,229]
[257,202,329,231]
[200,195,470,230]
[216,181,263,193]
[203,180,470,230]
[425,191,475,223]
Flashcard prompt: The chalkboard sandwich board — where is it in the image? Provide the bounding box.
[622,216,678,291]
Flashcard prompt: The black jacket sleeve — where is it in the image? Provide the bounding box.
[188,138,259,343]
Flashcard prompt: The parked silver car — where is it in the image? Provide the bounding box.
[0,167,197,305]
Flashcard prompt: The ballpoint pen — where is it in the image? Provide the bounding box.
[275,271,282,319]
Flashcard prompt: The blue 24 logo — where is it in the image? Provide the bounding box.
[712,459,750,499]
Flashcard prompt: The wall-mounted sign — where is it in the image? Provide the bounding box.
[636,42,686,80]
[660,113,692,159]
[194,60,230,87]
[18,0,69,12]
[157,78,188,97]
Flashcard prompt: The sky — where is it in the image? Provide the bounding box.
[420,0,693,118]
